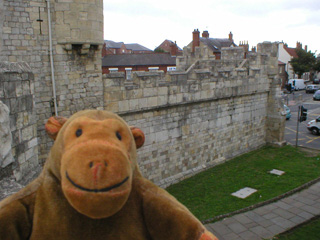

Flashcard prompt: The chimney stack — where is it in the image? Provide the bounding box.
[192,29,200,52]
[296,41,302,49]
[305,45,308,51]
[239,41,249,52]
[229,31,233,41]
[202,30,209,38]
[170,41,178,56]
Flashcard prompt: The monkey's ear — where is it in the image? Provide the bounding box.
[130,127,145,149]
[45,116,68,140]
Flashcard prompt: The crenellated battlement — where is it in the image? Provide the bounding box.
[103,42,277,116]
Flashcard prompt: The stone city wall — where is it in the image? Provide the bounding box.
[0,62,39,182]
[103,43,285,187]
[0,1,285,187]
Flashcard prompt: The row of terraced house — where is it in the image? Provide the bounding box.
[102,29,308,89]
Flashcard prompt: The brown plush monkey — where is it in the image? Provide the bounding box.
[0,110,218,240]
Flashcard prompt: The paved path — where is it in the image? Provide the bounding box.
[205,181,320,240]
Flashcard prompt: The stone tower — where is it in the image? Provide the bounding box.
[0,0,104,165]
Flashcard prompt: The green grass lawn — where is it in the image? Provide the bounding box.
[166,145,320,221]
[272,217,320,240]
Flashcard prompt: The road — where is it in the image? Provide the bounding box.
[283,90,320,150]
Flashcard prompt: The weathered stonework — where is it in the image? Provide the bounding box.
[0,62,39,181]
[0,101,13,169]
[104,43,285,187]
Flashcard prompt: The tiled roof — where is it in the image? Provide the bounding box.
[200,37,235,52]
[104,40,123,49]
[158,40,183,51]
[102,53,176,67]
[278,60,285,65]
[284,46,298,58]
[125,43,152,52]
[104,40,152,52]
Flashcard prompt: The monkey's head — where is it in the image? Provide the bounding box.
[45,110,145,219]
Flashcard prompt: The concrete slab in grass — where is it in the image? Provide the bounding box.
[269,169,285,176]
[232,187,257,199]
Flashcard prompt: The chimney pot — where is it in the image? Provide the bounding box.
[202,30,209,38]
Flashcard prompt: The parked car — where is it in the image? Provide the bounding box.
[313,78,320,84]
[314,90,320,101]
[284,105,291,120]
[307,116,320,135]
[306,84,320,93]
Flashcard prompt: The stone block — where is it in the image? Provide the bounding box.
[4,81,16,98]
[28,138,38,149]
[147,97,158,108]
[55,3,70,11]
[158,96,167,106]
[55,25,71,39]
[118,100,129,112]
[143,88,157,97]
[21,125,34,141]
[71,29,80,39]
[129,99,139,110]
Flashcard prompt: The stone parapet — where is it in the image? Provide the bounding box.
[104,48,270,116]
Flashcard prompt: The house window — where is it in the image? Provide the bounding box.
[109,68,118,72]
[148,67,159,72]
[279,67,282,74]
[167,66,176,71]
[125,68,132,80]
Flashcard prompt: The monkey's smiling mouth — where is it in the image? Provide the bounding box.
[66,172,129,193]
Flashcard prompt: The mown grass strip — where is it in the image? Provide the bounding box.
[166,145,320,221]
[271,216,320,240]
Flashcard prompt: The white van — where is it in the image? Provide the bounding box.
[288,79,306,91]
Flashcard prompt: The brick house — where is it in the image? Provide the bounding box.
[156,40,183,55]
[102,53,176,75]
[188,29,237,59]
[278,60,288,89]
[102,40,152,56]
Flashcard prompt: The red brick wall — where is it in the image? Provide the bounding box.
[102,65,172,74]
[192,29,200,52]
[158,40,171,52]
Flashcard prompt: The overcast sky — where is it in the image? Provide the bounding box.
[103,0,320,54]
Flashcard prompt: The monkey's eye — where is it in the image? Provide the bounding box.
[75,129,82,137]
[116,131,122,141]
